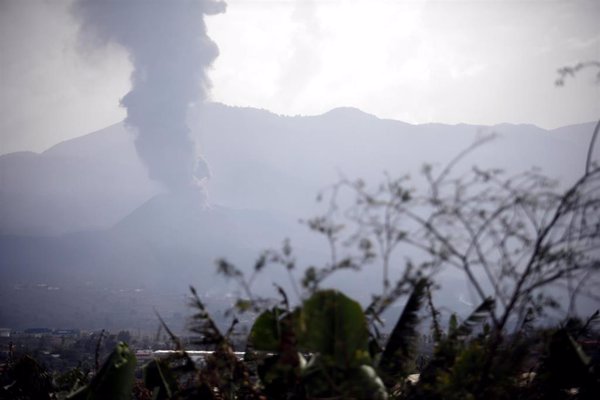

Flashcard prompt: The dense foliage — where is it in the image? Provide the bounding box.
[1,284,598,399]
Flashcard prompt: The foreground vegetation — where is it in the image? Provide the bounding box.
[1,283,599,399]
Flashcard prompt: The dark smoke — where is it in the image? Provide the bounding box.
[73,0,226,191]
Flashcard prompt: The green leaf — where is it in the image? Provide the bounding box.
[533,328,596,396]
[379,278,427,386]
[297,289,371,368]
[455,297,495,338]
[143,358,178,400]
[247,307,287,352]
[341,365,389,400]
[448,313,458,336]
[67,342,136,400]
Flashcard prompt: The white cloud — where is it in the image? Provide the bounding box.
[1,0,599,154]
[207,0,599,127]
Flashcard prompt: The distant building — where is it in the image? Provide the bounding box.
[53,329,80,337]
[0,328,10,338]
[135,350,154,363]
[24,328,52,338]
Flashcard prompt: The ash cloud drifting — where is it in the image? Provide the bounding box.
[72,0,226,191]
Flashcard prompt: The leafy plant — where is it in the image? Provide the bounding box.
[67,342,136,400]
[378,278,428,388]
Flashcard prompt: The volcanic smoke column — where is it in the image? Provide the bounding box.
[73,0,226,191]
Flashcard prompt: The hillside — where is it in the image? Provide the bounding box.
[0,104,595,330]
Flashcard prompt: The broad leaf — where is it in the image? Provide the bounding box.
[143,358,178,400]
[67,342,136,400]
[296,289,370,368]
[247,307,287,352]
[455,297,495,338]
[379,278,428,386]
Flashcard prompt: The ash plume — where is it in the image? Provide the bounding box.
[72,0,226,191]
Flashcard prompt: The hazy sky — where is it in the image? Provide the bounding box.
[1,0,599,155]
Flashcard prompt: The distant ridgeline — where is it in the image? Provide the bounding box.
[0,103,596,331]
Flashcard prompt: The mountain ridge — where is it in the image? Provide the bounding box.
[1,103,594,236]
[0,104,597,330]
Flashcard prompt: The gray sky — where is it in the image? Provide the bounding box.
[1,0,599,155]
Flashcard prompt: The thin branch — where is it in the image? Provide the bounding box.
[586,118,600,175]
